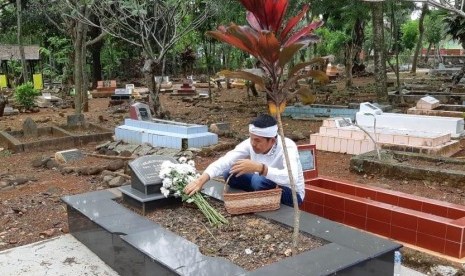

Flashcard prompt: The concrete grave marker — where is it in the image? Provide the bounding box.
[129,155,178,194]
[416,96,440,110]
[125,84,135,94]
[23,117,38,138]
[42,92,52,100]
[55,149,84,163]
[114,88,130,95]
[129,102,152,121]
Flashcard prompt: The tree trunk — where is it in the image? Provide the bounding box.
[411,3,428,74]
[345,43,354,88]
[16,0,29,84]
[89,38,103,89]
[371,1,388,103]
[143,57,165,118]
[275,111,300,255]
[0,95,6,117]
[424,42,432,63]
[74,21,86,115]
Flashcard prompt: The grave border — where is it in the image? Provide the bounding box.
[63,182,401,276]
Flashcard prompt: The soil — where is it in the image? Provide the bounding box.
[1,74,465,274]
[123,198,325,271]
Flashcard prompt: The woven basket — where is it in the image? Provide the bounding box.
[223,175,282,215]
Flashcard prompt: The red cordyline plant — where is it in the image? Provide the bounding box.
[207,0,328,254]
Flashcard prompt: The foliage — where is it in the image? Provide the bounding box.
[425,10,444,46]
[14,82,39,109]
[101,37,130,80]
[40,36,73,82]
[0,149,12,158]
[401,20,419,50]
[159,158,227,227]
[315,27,349,60]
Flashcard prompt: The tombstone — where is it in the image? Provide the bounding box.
[3,106,19,116]
[67,114,86,127]
[438,63,446,70]
[23,117,38,138]
[416,96,440,110]
[125,84,135,94]
[129,155,178,194]
[42,92,52,100]
[176,78,196,95]
[359,102,383,116]
[129,102,152,121]
[55,149,84,163]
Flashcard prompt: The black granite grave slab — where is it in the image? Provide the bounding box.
[63,181,402,276]
[129,155,178,194]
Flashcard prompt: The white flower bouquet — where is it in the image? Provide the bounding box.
[159,158,228,226]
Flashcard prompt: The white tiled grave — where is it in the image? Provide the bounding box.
[310,102,462,156]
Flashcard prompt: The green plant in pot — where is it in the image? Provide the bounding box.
[14,82,39,110]
[207,0,328,254]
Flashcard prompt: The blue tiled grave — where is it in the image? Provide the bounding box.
[283,103,392,121]
[63,181,401,276]
[116,102,217,149]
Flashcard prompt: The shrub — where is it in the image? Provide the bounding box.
[14,82,39,110]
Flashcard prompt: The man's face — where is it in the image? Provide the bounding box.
[250,133,275,154]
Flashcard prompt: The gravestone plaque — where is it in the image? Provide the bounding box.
[23,117,38,138]
[129,155,178,195]
[129,102,153,121]
[299,149,315,171]
[114,88,130,95]
[55,149,84,163]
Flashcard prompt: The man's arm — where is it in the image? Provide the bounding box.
[184,172,209,196]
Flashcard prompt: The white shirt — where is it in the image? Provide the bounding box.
[203,136,305,200]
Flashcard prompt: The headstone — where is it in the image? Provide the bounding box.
[438,63,446,70]
[125,84,135,94]
[23,117,38,138]
[129,102,152,121]
[55,149,84,163]
[359,102,383,116]
[42,92,52,100]
[67,114,86,127]
[416,96,440,110]
[129,155,178,194]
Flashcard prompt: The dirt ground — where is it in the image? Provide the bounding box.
[1,75,465,274]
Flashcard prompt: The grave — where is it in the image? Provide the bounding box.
[407,96,465,118]
[310,102,462,156]
[283,103,392,121]
[119,155,179,214]
[63,146,401,275]
[154,76,173,92]
[35,92,63,108]
[117,103,217,149]
[174,78,196,95]
[3,106,19,116]
[231,78,246,89]
[131,87,149,100]
[109,88,132,106]
[293,144,465,259]
[429,64,462,76]
[388,90,465,104]
[0,120,113,153]
[92,80,117,98]
[55,148,84,163]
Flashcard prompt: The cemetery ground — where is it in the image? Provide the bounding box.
[1,75,465,274]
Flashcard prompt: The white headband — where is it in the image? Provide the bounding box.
[249,124,278,138]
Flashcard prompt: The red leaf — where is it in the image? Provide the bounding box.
[240,0,288,33]
[256,31,280,65]
[284,20,323,47]
[246,11,262,31]
[280,5,308,42]
[206,24,260,57]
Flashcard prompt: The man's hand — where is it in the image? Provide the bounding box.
[184,173,209,196]
[230,159,262,177]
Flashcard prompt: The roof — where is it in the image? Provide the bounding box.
[0,45,40,61]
